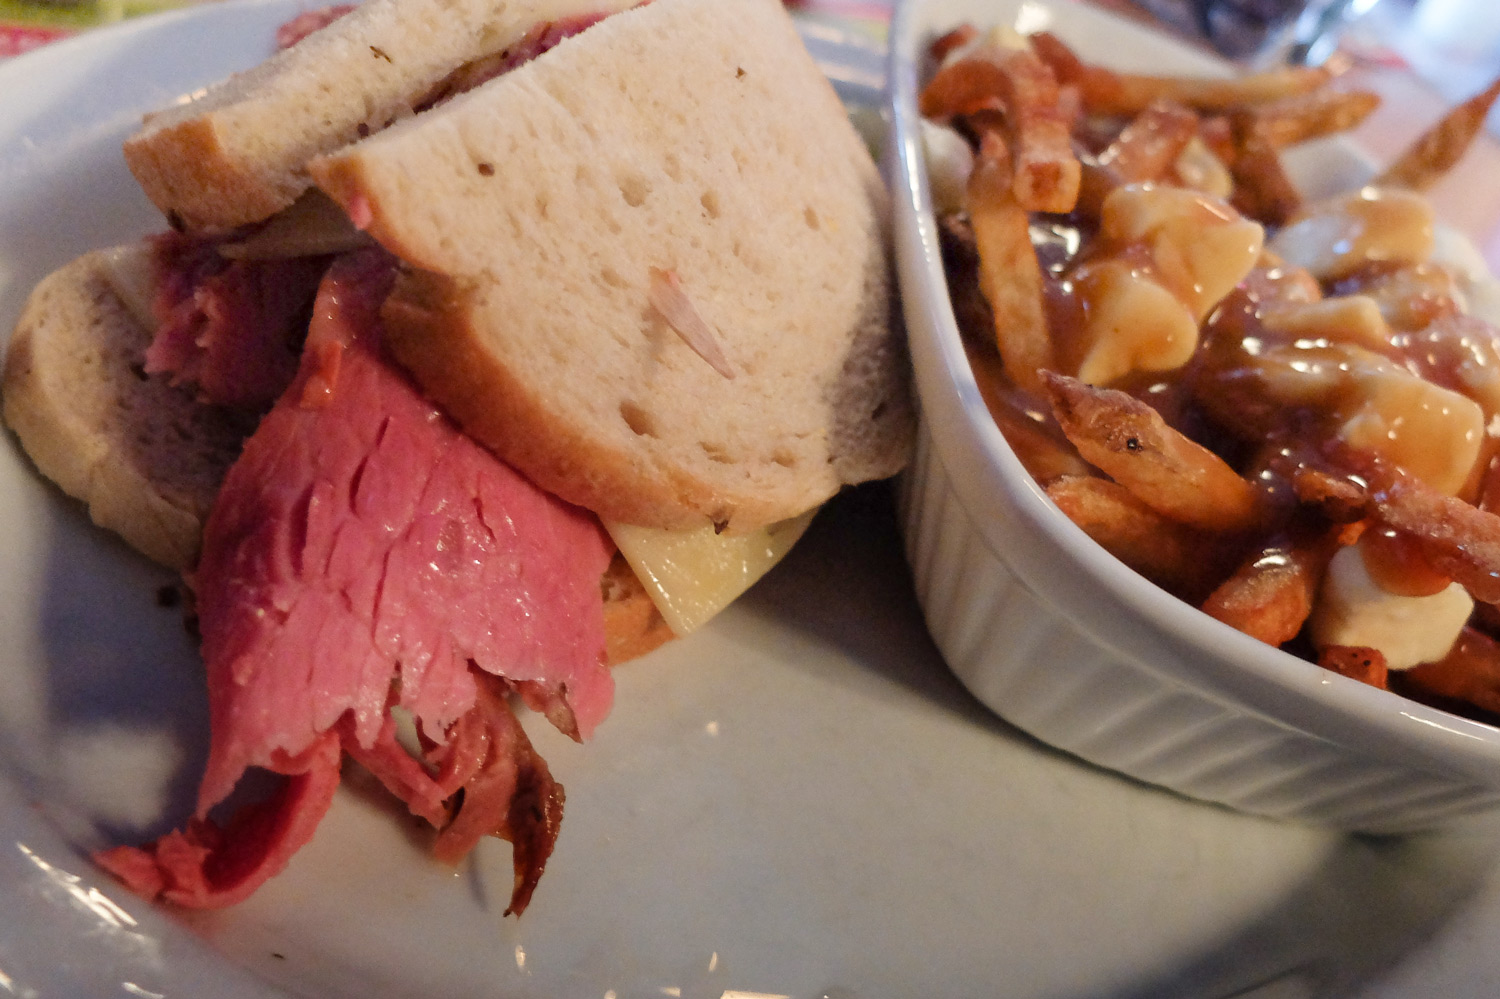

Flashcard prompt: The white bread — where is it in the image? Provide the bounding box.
[311,0,912,533]
[1,249,252,569]
[125,0,637,231]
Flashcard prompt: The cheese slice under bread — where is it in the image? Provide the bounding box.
[311,0,911,534]
[125,0,639,231]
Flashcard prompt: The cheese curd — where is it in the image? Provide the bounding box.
[1072,184,1262,386]
[1246,340,1485,496]
[922,120,974,218]
[1310,540,1473,670]
[1270,186,1435,281]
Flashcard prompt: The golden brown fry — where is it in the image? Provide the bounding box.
[1046,475,1231,600]
[990,48,1081,212]
[1377,77,1500,191]
[968,133,1055,398]
[1098,99,1201,181]
[1027,31,1087,88]
[1291,467,1369,524]
[921,46,1081,212]
[920,51,1006,117]
[1236,88,1374,150]
[1229,133,1303,226]
[1067,63,1331,118]
[968,346,1091,483]
[929,23,978,64]
[1365,466,1500,603]
[1202,524,1341,646]
[1234,88,1380,150]
[1043,371,1263,533]
[1075,100,1201,216]
[1399,627,1500,715]
[1318,645,1390,689]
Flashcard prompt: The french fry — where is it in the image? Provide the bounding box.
[1229,133,1303,226]
[1202,523,1341,646]
[1027,31,1087,88]
[1099,99,1201,181]
[968,346,1091,483]
[992,49,1082,212]
[928,23,978,64]
[1398,626,1500,715]
[968,132,1055,397]
[920,50,1007,117]
[1043,371,1263,533]
[1076,100,1201,216]
[1365,467,1500,603]
[1046,475,1231,600]
[1032,41,1332,118]
[1377,77,1500,191]
[1290,467,1368,524]
[921,45,1081,212]
[1318,645,1390,689]
[1234,88,1380,151]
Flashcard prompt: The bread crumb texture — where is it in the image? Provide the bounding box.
[313,0,912,531]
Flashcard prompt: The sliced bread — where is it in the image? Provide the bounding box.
[1,249,252,569]
[125,0,637,231]
[311,0,912,533]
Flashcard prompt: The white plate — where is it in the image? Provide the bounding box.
[5,2,1500,997]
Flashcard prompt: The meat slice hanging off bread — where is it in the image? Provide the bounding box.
[125,0,638,231]
[310,0,911,534]
[2,250,251,569]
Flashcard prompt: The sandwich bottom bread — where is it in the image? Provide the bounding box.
[1,0,911,914]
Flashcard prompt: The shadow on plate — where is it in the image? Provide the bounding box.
[1117,815,1500,998]
[738,482,1500,999]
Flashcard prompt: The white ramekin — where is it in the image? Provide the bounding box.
[888,0,1500,833]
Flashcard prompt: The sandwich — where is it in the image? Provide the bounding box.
[0,0,912,915]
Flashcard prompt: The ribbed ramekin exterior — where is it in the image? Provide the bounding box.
[898,425,1500,834]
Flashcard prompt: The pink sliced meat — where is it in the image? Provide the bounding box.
[146,232,326,410]
[100,248,613,913]
[195,248,613,807]
[93,731,342,909]
[343,671,566,915]
[415,12,618,110]
[274,4,355,49]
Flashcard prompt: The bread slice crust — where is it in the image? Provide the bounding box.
[312,0,913,532]
[125,0,639,231]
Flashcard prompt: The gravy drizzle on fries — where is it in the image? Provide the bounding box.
[921,23,1500,720]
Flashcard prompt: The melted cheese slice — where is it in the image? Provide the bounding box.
[606,509,818,636]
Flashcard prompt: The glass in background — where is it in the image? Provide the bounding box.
[1127,0,1378,62]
